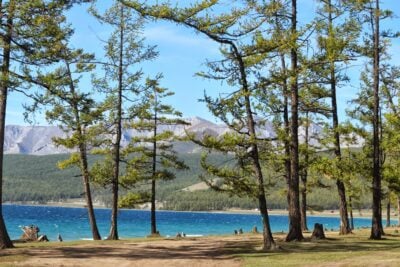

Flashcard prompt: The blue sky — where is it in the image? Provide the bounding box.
[6,0,400,126]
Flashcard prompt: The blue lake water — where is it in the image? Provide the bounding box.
[2,205,385,241]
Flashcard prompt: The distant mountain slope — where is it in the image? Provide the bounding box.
[4,117,272,155]
[4,117,223,155]
[4,116,360,155]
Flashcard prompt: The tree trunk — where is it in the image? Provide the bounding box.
[286,0,303,242]
[397,196,400,227]
[280,53,291,215]
[386,200,390,228]
[151,87,158,235]
[151,179,157,234]
[300,181,307,231]
[300,112,309,232]
[0,0,15,249]
[349,196,354,230]
[311,223,326,240]
[336,180,351,234]
[325,0,351,235]
[66,62,101,241]
[232,42,276,250]
[370,0,383,240]
[108,5,125,241]
[81,153,102,240]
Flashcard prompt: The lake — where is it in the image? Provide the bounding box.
[3,204,380,241]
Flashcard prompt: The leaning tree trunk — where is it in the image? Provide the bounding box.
[0,1,15,249]
[79,141,101,240]
[286,0,303,242]
[66,61,102,241]
[232,41,276,250]
[370,0,383,240]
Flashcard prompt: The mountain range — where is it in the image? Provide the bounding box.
[4,116,347,155]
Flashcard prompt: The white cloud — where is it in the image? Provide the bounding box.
[144,25,220,55]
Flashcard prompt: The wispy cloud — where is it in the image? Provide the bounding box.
[144,25,220,55]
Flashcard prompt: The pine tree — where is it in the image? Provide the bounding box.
[347,0,395,239]
[38,48,103,240]
[119,0,278,250]
[0,0,86,249]
[285,0,304,242]
[120,77,188,236]
[90,1,157,240]
[313,0,361,235]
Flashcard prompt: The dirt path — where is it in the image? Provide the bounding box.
[1,236,257,267]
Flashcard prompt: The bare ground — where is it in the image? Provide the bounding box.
[0,236,255,267]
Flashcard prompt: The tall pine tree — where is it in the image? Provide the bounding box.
[0,0,86,249]
[90,1,157,240]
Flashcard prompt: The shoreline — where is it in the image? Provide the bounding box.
[3,201,385,219]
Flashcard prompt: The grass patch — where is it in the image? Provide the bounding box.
[0,254,27,267]
[240,229,400,267]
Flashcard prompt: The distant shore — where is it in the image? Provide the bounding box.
[4,200,397,220]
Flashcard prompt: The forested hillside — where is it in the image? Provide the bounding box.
[3,153,370,211]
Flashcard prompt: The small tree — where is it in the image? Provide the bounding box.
[41,48,103,240]
[120,77,188,236]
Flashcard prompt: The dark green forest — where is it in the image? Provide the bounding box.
[3,153,370,211]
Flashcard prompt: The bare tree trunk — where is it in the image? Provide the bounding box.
[300,181,307,231]
[324,0,351,235]
[80,143,102,240]
[65,61,102,241]
[349,196,354,230]
[386,199,390,228]
[300,112,309,232]
[370,0,383,240]
[397,196,400,227]
[108,5,125,241]
[232,43,276,250]
[286,0,303,242]
[280,53,291,214]
[336,180,351,234]
[0,0,14,249]
[151,87,158,235]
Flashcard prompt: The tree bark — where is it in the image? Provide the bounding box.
[80,142,102,240]
[386,200,390,227]
[108,4,125,241]
[280,53,291,214]
[286,0,303,242]
[66,62,102,241]
[232,43,276,250]
[151,86,158,235]
[397,196,400,227]
[300,112,309,232]
[370,0,383,240]
[349,196,354,230]
[0,0,15,249]
[324,0,351,235]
